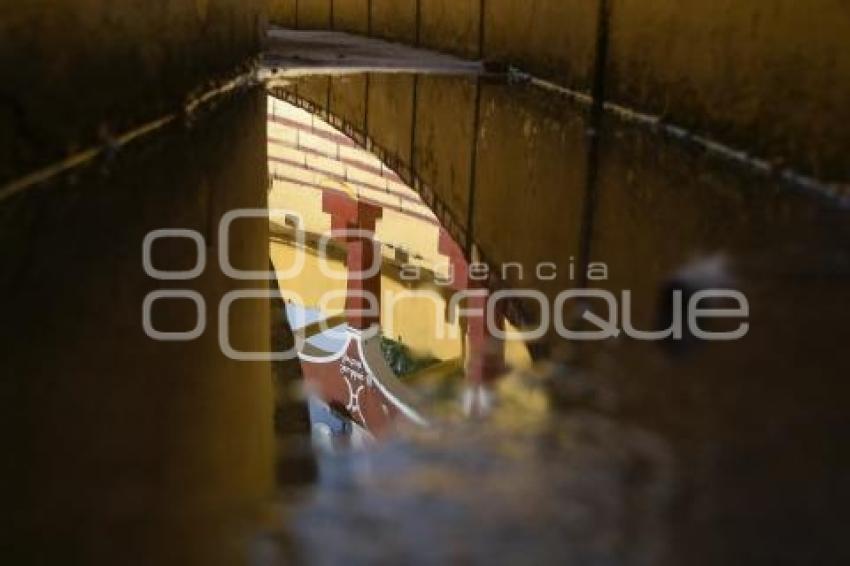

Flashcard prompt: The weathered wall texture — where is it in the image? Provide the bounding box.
[371,0,418,44]
[297,0,332,29]
[419,0,481,58]
[0,0,266,186]
[269,0,296,27]
[412,76,478,223]
[270,0,850,184]
[295,75,333,110]
[333,0,369,35]
[330,75,368,131]
[367,74,416,162]
[472,84,588,299]
[0,90,274,563]
[608,0,850,184]
[483,0,598,91]
[588,113,850,563]
[271,73,850,563]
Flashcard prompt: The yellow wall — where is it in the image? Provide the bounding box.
[1,91,273,564]
[271,240,464,360]
[267,96,529,365]
[269,0,296,27]
[419,0,482,58]
[473,84,589,299]
[269,0,850,183]
[273,69,850,381]
[271,239,348,312]
[271,239,532,369]
[331,75,369,130]
[483,0,598,90]
[334,0,369,35]
[371,0,418,44]
[609,0,850,183]
[294,75,332,109]
[367,74,416,162]
[412,75,478,226]
[265,9,850,560]
[297,0,332,29]
[0,0,266,185]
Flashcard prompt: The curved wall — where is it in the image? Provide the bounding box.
[271,0,850,185]
[271,72,850,564]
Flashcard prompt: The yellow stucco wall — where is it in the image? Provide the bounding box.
[333,0,369,35]
[0,0,266,185]
[297,0,332,29]
[271,238,532,369]
[412,75,478,226]
[473,84,589,299]
[294,75,332,109]
[264,9,849,560]
[1,91,274,563]
[330,75,369,131]
[371,0,418,44]
[609,0,850,183]
[269,0,296,27]
[270,0,850,183]
[267,96,519,363]
[367,75,416,162]
[483,0,598,91]
[272,240,464,360]
[419,0,482,58]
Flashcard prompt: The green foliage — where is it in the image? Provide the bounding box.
[380,337,439,378]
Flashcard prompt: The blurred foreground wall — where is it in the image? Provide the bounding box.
[0,2,274,562]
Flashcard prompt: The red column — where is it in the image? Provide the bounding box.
[465,290,506,386]
[322,191,383,330]
[438,230,505,388]
[437,229,469,293]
